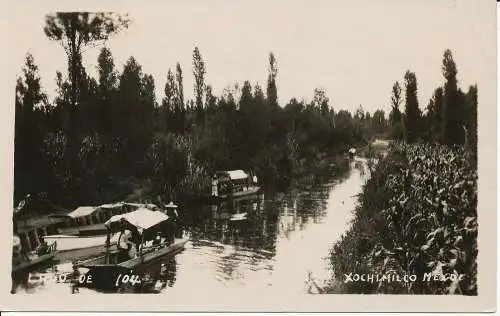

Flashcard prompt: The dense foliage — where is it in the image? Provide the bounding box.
[14,13,385,207]
[329,143,477,294]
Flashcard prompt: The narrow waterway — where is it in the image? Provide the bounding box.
[12,159,368,296]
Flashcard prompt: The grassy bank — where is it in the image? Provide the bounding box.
[327,143,477,295]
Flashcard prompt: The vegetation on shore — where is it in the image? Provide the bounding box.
[326,48,478,295]
[15,13,383,208]
[328,143,477,294]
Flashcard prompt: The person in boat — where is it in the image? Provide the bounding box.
[36,236,50,256]
[165,201,184,242]
[117,219,139,259]
[162,202,177,245]
[117,225,131,251]
[153,231,162,246]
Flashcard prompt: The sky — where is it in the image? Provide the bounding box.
[7,0,495,115]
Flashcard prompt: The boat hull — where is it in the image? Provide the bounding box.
[215,186,261,200]
[12,252,57,275]
[54,243,110,263]
[44,234,119,252]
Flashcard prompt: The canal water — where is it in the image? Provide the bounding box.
[12,159,367,296]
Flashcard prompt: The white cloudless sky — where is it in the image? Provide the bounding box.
[7,0,494,115]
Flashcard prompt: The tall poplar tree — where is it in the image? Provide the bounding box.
[175,63,184,110]
[403,71,420,143]
[192,47,206,111]
[442,49,465,145]
[267,53,278,107]
[426,87,444,142]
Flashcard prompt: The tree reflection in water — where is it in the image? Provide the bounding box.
[14,163,356,294]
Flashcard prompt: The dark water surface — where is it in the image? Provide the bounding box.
[12,161,367,296]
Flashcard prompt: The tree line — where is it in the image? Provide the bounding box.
[15,13,385,207]
[387,49,478,157]
[15,13,477,209]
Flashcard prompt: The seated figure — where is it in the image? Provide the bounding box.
[37,237,50,256]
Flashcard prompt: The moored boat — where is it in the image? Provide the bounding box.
[12,252,57,275]
[56,202,151,236]
[229,212,248,221]
[12,235,58,275]
[43,234,120,252]
[43,202,157,256]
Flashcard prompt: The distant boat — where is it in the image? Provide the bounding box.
[348,148,357,158]
[211,170,261,200]
[229,212,248,222]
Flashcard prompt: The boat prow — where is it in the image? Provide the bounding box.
[79,238,188,268]
[12,250,57,275]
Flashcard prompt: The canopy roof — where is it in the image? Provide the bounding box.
[13,235,21,248]
[216,170,249,180]
[104,208,169,232]
[67,206,98,218]
[99,202,124,209]
[165,201,178,208]
[227,170,248,180]
[123,202,158,209]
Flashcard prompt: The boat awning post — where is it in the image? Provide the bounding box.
[105,227,111,264]
[140,234,144,262]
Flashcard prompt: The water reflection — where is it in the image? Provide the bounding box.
[188,193,276,254]
[116,258,178,293]
[13,162,364,295]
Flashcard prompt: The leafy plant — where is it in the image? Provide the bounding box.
[329,143,477,295]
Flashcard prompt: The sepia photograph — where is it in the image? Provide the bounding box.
[0,0,496,312]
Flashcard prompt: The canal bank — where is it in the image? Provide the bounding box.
[326,143,478,295]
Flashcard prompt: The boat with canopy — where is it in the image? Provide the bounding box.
[44,202,158,253]
[74,208,188,289]
[210,170,260,200]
